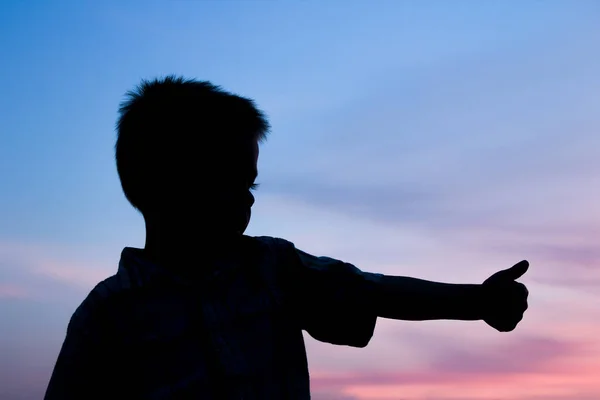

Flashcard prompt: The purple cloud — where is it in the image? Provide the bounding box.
[311,334,583,390]
[311,390,361,400]
[431,335,579,375]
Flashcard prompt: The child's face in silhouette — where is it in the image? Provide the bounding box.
[159,140,259,237]
[215,140,259,235]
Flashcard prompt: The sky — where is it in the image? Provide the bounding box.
[1,1,600,399]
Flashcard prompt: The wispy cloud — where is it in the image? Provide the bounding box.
[312,391,361,400]
[311,334,584,387]
[305,316,600,399]
[430,335,582,375]
[260,26,600,252]
[31,261,111,290]
[0,284,28,299]
[0,240,114,297]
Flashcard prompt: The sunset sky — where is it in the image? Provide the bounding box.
[2,1,600,399]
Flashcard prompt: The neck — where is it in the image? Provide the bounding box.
[143,217,243,270]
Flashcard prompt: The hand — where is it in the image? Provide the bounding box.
[481,260,529,332]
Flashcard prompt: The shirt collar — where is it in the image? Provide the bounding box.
[117,246,242,287]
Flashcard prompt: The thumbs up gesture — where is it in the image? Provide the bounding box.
[481,260,530,332]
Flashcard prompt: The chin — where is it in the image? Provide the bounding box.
[237,210,251,234]
[236,220,250,235]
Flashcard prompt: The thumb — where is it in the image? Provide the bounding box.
[488,260,529,282]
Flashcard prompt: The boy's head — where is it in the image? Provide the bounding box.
[115,76,269,237]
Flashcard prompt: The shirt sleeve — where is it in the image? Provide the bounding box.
[278,239,381,348]
[44,300,111,400]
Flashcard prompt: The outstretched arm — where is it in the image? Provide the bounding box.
[365,261,530,332]
[282,237,529,351]
[365,275,485,321]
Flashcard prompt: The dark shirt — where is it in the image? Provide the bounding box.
[44,235,380,399]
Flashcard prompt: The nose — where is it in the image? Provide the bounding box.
[225,189,254,210]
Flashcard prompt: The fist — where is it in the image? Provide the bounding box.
[482,260,529,332]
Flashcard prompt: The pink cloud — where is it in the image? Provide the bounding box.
[522,244,600,271]
[532,275,600,293]
[0,239,113,292]
[309,333,599,399]
[311,390,361,400]
[312,364,600,400]
[430,336,582,375]
[32,261,111,290]
[0,284,28,299]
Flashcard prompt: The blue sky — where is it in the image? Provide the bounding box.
[2,1,600,399]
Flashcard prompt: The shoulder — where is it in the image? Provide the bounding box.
[69,269,141,330]
[240,235,299,291]
[244,235,354,273]
[244,235,296,258]
[244,234,293,248]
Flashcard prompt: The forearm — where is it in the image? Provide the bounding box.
[365,274,485,321]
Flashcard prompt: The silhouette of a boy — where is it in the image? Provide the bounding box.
[45,76,529,399]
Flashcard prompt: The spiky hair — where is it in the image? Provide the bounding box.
[115,75,269,214]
